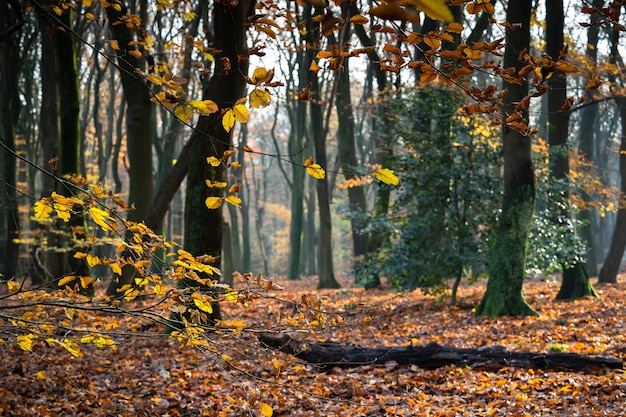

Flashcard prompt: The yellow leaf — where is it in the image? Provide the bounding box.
[7,280,18,293]
[182,11,196,21]
[251,67,268,83]
[372,168,400,185]
[147,74,163,85]
[225,195,242,207]
[205,180,227,188]
[62,338,83,357]
[36,371,48,381]
[34,199,53,219]
[233,103,249,123]
[83,0,93,7]
[405,0,454,22]
[205,197,223,209]
[110,263,122,276]
[243,145,254,152]
[175,104,194,124]
[53,5,63,15]
[79,276,93,289]
[109,40,121,50]
[249,88,271,108]
[89,206,117,232]
[259,402,273,417]
[228,183,241,193]
[193,297,214,314]
[306,164,325,179]
[58,275,77,287]
[222,354,233,361]
[206,156,221,167]
[86,254,100,267]
[17,334,36,351]
[222,109,235,132]
[189,99,218,115]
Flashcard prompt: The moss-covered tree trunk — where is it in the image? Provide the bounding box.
[181,0,252,319]
[475,0,537,317]
[546,0,596,300]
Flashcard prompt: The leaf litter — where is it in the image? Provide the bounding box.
[1,275,625,416]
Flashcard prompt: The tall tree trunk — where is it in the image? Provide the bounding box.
[598,98,626,284]
[286,30,308,280]
[105,0,153,223]
[545,0,596,299]
[180,0,251,320]
[351,11,392,288]
[105,0,154,295]
[307,7,340,289]
[0,0,22,281]
[577,0,604,277]
[475,0,537,317]
[334,4,368,259]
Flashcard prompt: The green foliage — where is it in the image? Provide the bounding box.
[356,86,502,291]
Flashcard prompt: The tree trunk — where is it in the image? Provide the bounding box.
[259,334,623,372]
[287,40,308,280]
[475,0,537,317]
[0,1,21,281]
[307,7,340,289]
[334,4,368,259]
[577,0,604,277]
[178,0,251,323]
[598,98,626,284]
[546,0,596,299]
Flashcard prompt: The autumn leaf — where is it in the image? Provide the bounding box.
[205,197,223,209]
[405,0,453,22]
[192,294,214,314]
[89,206,117,232]
[250,88,271,108]
[233,103,249,123]
[309,59,321,73]
[225,195,242,207]
[259,402,273,417]
[17,334,36,351]
[34,199,53,219]
[373,168,400,185]
[350,14,369,25]
[222,109,235,132]
[304,157,325,180]
[175,104,194,124]
[206,156,221,167]
[58,275,77,287]
[189,99,218,115]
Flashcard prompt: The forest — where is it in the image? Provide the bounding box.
[1,0,626,415]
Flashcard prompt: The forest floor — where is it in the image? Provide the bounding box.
[1,275,625,416]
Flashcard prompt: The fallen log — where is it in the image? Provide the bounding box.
[259,334,623,372]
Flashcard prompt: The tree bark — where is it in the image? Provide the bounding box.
[307,7,340,289]
[546,0,596,299]
[577,0,605,277]
[259,334,622,372]
[475,0,537,317]
[334,3,368,259]
[598,98,626,284]
[0,1,22,281]
[176,0,252,324]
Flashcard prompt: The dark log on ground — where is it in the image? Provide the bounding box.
[259,334,623,372]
